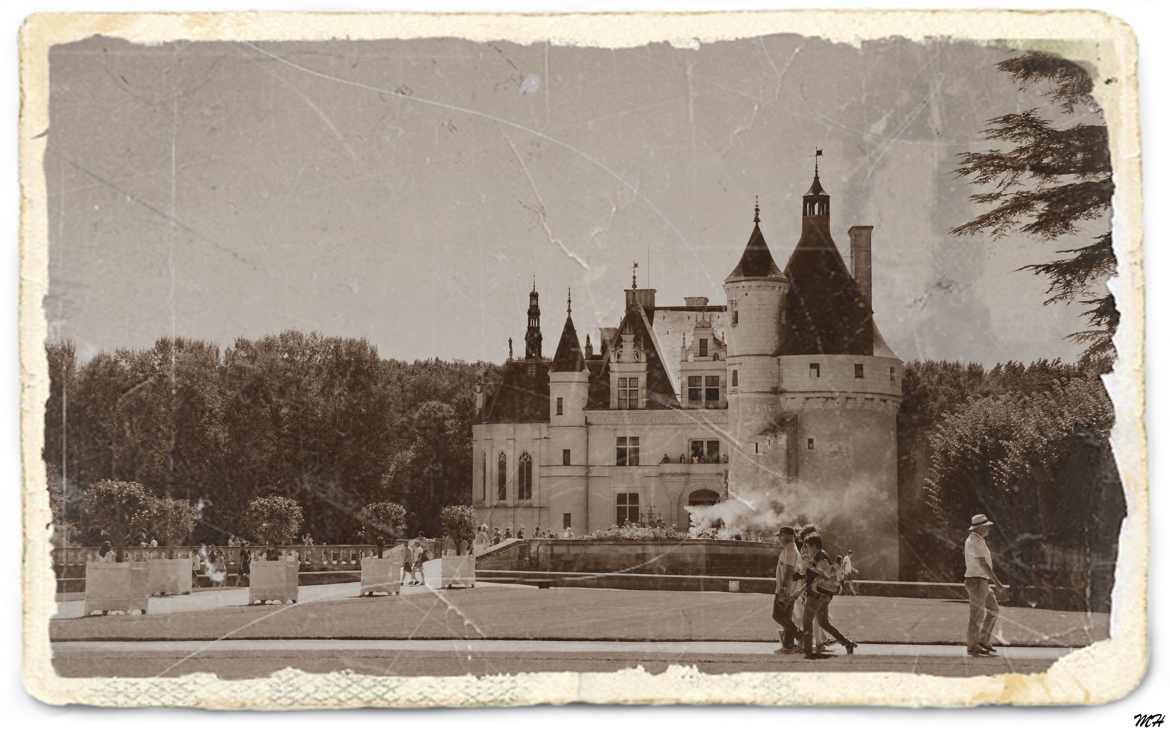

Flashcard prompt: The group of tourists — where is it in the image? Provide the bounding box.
[772,524,858,659]
[400,537,431,586]
[772,512,1005,659]
[481,525,568,546]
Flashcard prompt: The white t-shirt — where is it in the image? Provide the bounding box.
[776,542,801,595]
[964,532,993,579]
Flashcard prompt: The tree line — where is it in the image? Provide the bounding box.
[897,358,1124,592]
[45,332,499,545]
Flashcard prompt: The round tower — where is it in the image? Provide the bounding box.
[724,199,789,501]
[547,289,589,535]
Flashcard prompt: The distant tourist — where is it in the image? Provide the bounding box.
[504,527,513,540]
[492,527,502,545]
[238,548,251,586]
[517,527,526,540]
[562,526,574,539]
[265,543,281,561]
[402,541,417,585]
[841,550,857,595]
[799,532,856,659]
[97,539,114,562]
[772,526,803,654]
[964,514,1005,657]
[375,536,385,559]
[415,538,430,586]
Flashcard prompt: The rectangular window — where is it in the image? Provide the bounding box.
[889,366,896,384]
[807,438,815,450]
[691,440,721,463]
[731,369,738,387]
[855,363,865,379]
[687,375,703,403]
[617,376,639,409]
[699,338,709,357]
[732,310,739,326]
[616,492,641,525]
[556,396,564,415]
[809,362,821,378]
[562,449,571,466]
[616,436,640,466]
[704,375,720,405]
[562,513,572,530]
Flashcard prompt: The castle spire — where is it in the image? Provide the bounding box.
[802,148,830,220]
[753,195,760,224]
[632,261,639,289]
[525,282,543,360]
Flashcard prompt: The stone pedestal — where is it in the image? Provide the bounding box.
[146,557,193,596]
[360,547,404,596]
[84,561,149,615]
[248,560,299,604]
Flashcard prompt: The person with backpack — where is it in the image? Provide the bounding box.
[800,533,857,659]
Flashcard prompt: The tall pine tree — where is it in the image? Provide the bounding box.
[953,51,1116,362]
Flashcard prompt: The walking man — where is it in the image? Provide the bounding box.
[964,513,1005,657]
[841,549,857,595]
[772,526,803,653]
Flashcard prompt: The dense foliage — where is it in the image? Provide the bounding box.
[357,501,407,541]
[898,359,1124,598]
[243,496,305,546]
[44,332,495,543]
[440,505,477,554]
[132,496,198,548]
[953,52,1117,361]
[78,479,152,548]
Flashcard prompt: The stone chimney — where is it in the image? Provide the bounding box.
[848,225,873,308]
[474,376,485,414]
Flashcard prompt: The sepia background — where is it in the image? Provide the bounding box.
[44,34,1105,366]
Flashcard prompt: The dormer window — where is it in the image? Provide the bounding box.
[809,363,821,379]
[617,376,639,409]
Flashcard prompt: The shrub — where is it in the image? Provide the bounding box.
[357,501,407,541]
[132,497,197,553]
[440,505,476,554]
[79,480,153,552]
[243,495,304,546]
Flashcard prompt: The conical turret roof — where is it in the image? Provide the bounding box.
[726,222,784,281]
[781,223,873,355]
[552,313,586,372]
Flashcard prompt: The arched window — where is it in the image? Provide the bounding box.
[518,452,533,501]
[480,451,487,502]
[497,452,507,501]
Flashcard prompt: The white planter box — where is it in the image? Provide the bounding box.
[146,557,193,596]
[84,561,150,615]
[360,547,404,596]
[423,554,476,590]
[248,560,299,604]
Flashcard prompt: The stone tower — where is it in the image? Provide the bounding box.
[547,290,589,531]
[525,279,543,360]
[724,198,789,502]
[777,156,903,578]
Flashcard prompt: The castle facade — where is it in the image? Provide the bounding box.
[472,164,903,578]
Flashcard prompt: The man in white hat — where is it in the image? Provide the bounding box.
[964,513,1006,656]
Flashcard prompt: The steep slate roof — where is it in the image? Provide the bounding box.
[781,221,874,356]
[726,223,785,281]
[551,313,586,372]
[480,360,550,423]
[586,302,682,410]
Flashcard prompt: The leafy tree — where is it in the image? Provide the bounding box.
[79,480,153,557]
[440,505,476,555]
[243,495,304,546]
[953,51,1116,361]
[132,497,197,555]
[357,501,407,542]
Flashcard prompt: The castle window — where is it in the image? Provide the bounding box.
[809,362,821,379]
[556,396,564,416]
[855,363,865,379]
[617,377,639,409]
[563,513,572,530]
[481,451,487,502]
[688,376,703,403]
[890,366,896,384]
[704,375,721,405]
[699,338,709,357]
[616,436,640,466]
[732,310,739,327]
[518,452,533,501]
[497,452,507,501]
[690,439,721,463]
[807,438,815,450]
[562,449,571,466]
[732,370,738,387]
[616,493,640,525]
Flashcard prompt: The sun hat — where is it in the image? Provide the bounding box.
[968,513,994,531]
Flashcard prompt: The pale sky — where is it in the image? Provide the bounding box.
[45,34,1103,365]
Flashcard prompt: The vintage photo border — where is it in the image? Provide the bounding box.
[18,10,1146,708]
